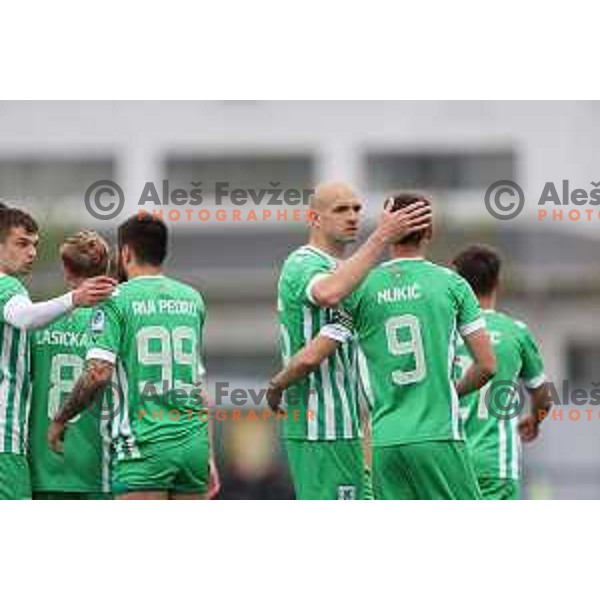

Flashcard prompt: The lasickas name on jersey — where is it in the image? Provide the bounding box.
[36,330,90,348]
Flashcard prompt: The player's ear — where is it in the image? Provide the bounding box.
[120,244,130,266]
[62,264,73,286]
[423,222,434,241]
[492,278,500,297]
[307,208,319,226]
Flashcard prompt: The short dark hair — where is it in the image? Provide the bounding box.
[386,192,432,245]
[452,244,501,297]
[0,208,38,243]
[118,214,168,266]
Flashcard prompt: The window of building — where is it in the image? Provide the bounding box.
[365,151,516,192]
[0,158,115,200]
[566,342,600,386]
[165,154,315,202]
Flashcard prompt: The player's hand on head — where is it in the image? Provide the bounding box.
[48,420,66,453]
[72,275,117,307]
[376,201,432,243]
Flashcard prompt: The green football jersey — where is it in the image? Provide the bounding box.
[343,257,484,447]
[0,274,31,455]
[28,309,112,493]
[454,309,546,480]
[277,245,362,441]
[88,275,208,460]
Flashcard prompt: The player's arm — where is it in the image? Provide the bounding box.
[267,335,340,411]
[4,276,115,331]
[48,299,122,452]
[517,324,550,442]
[194,298,220,499]
[270,284,360,411]
[269,315,374,475]
[359,396,372,469]
[309,202,431,307]
[206,418,220,499]
[199,380,220,499]
[519,382,552,443]
[453,275,496,397]
[48,358,114,453]
[455,328,497,397]
[198,355,221,499]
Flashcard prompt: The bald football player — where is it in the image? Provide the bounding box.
[272,182,431,499]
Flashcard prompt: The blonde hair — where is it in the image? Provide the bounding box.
[60,230,110,278]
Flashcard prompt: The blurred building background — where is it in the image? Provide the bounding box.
[1,100,599,498]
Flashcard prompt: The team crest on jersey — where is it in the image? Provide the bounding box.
[91,309,105,333]
[337,485,357,500]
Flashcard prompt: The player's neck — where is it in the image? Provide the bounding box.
[307,234,347,259]
[0,261,16,277]
[0,268,19,278]
[67,276,85,290]
[478,294,496,310]
[126,264,163,279]
[389,245,424,260]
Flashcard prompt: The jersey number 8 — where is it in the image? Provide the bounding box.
[47,354,83,423]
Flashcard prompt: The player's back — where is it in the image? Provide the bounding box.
[455,309,544,479]
[346,257,483,446]
[92,275,207,451]
[28,309,111,493]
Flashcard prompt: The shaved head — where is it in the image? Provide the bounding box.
[307,181,363,248]
[309,181,359,212]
